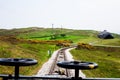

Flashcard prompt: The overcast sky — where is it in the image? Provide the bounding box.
[0,0,120,34]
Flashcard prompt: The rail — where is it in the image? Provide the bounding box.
[48,47,71,77]
[0,74,120,80]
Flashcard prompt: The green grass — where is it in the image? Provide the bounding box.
[71,48,120,78]
[95,38,120,46]
[29,35,90,41]
[0,40,58,75]
[14,28,99,43]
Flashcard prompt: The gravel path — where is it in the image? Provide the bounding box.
[65,48,86,78]
[35,48,86,78]
[35,49,59,77]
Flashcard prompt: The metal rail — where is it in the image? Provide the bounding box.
[48,47,71,77]
[0,75,120,80]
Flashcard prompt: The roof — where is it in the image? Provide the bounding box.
[98,30,114,39]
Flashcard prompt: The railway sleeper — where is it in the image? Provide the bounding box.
[54,68,66,75]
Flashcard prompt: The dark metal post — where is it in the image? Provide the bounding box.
[15,66,19,79]
[75,69,79,79]
[3,77,8,80]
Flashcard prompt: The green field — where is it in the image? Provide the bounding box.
[0,27,120,78]
[94,38,120,46]
[71,46,120,78]
[0,39,58,75]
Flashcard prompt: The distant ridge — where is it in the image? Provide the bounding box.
[0,27,119,39]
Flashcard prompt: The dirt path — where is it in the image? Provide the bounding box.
[35,47,86,78]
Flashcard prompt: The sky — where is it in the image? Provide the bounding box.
[0,0,120,34]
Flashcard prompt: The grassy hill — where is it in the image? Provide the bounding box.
[0,38,58,75]
[1,27,119,42]
[0,27,102,44]
[0,27,120,78]
[71,46,120,78]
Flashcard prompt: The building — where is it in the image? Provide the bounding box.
[98,30,114,39]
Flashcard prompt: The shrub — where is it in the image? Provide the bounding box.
[76,43,94,50]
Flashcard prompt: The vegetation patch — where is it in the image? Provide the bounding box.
[0,39,58,76]
[0,27,120,78]
[76,43,94,50]
[95,39,120,46]
[71,47,120,78]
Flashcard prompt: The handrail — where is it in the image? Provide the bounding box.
[0,74,120,80]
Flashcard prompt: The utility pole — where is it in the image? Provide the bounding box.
[52,24,54,34]
[61,25,63,33]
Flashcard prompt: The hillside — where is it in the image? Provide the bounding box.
[1,27,119,37]
[0,37,58,75]
[0,27,119,44]
[71,45,120,78]
[0,27,120,77]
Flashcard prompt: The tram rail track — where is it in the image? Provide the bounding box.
[48,47,72,77]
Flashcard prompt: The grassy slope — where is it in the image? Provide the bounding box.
[0,27,120,78]
[71,48,120,78]
[0,40,58,75]
[70,31,120,78]
[16,28,99,43]
[95,39,120,46]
